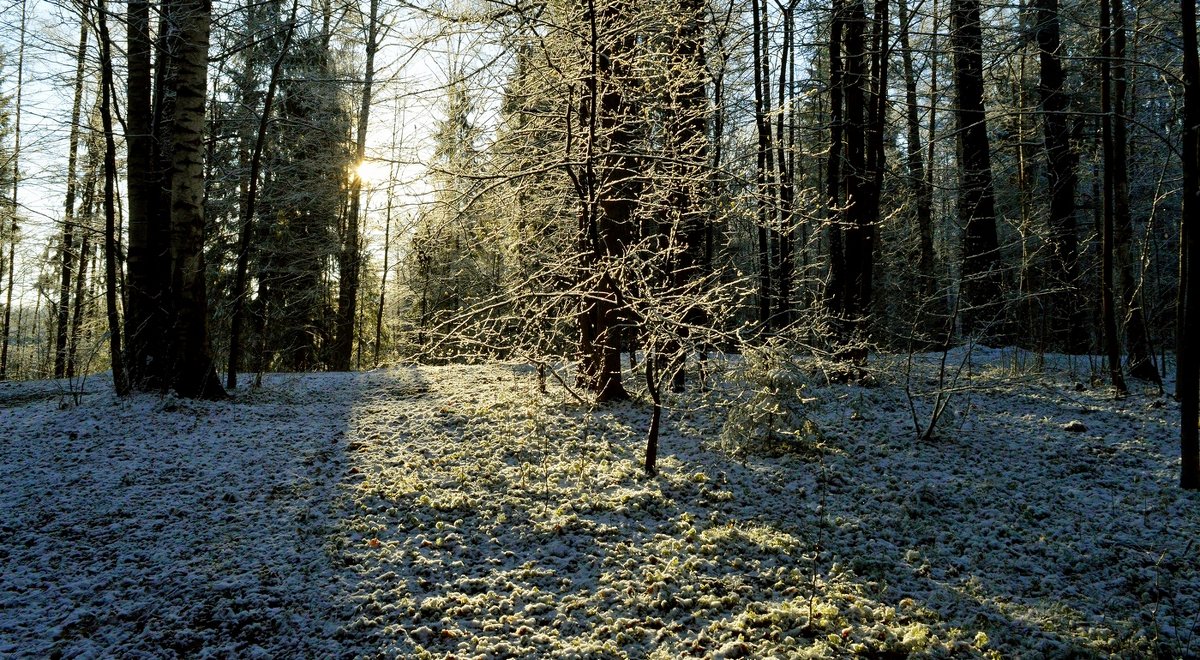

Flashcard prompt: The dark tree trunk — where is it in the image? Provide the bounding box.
[840,0,868,349]
[0,0,25,381]
[332,0,380,371]
[951,0,1004,339]
[859,0,888,345]
[1099,0,1127,394]
[644,345,661,476]
[898,0,937,317]
[1034,0,1087,353]
[827,0,884,366]
[165,0,223,399]
[97,0,128,395]
[751,0,774,329]
[67,233,91,380]
[68,144,100,380]
[374,177,392,366]
[1178,0,1199,489]
[708,3,731,276]
[1109,0,1159,382]
[826,0,847,326]
[664,0,709,391]
[925,0,941,322]
[55,13,89,379]
[120,0,221,398]
[125,0,168,390]
[775,0,797,329]
[575,0,640,403]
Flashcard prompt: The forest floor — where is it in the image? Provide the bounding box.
[1,347,1197,658]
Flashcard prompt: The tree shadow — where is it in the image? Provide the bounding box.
[6,362,1193,657]
[758,364,1200,657]
[0,369,403,657]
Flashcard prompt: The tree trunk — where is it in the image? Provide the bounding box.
[1034,0,1087,353]
[925,0,941,322]
[1178,0,1200,489]
[120,0,221,398]
[164,0,223,398]
[0,0,26,381]
[826,0,847,327]
[1099,0,1127,394]
[68,137,101,380]
[951,0,1004,339]
[374,175,392,366]
[1109,0,1158,382]
[841,0,869,353]
[751,0,774,329]
[644,344,661,476]
[67,233,91,380]
[97,0,128,395]
[332,0,380,371]
[827,0,882,367]
[708,3,732,276]
[55,12,89,379]
[859,0,888,347]
[898,0,936,320]
[775,0,798,329]
[574,0,639,403]
[125,0,168,390]
[664,0,708,391]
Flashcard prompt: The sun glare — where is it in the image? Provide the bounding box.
[354,159,390,184]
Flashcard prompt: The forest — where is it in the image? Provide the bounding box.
[1,0,1200,654]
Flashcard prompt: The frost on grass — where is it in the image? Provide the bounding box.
[1,351,1198,657]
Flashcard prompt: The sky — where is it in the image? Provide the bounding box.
[3,0,84,297]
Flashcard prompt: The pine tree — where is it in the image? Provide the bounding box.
[54,9,90,379]
[256,32,352,371]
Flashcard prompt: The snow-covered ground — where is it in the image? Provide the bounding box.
[1,348,1197,657]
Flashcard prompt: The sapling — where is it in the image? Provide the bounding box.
[904,294,974,441]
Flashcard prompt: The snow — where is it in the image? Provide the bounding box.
[1,349,1197,657]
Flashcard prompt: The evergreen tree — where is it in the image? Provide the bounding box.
[256,32,352,371]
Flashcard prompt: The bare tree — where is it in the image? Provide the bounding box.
[0,0,26,381]
[97,0,128,394]
[54,8,90,379]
